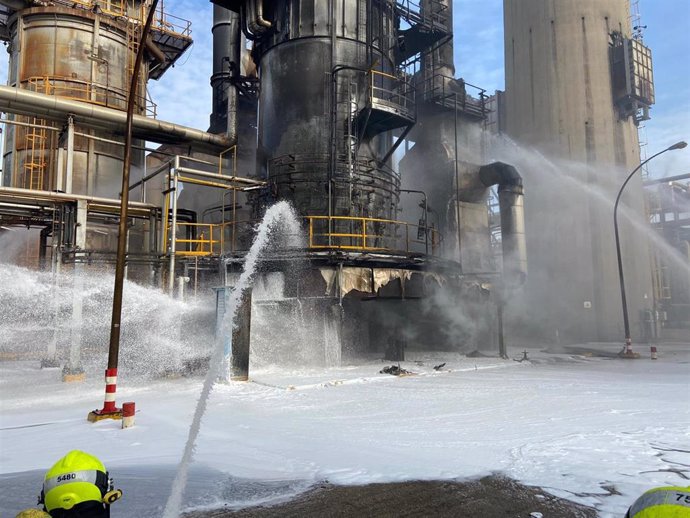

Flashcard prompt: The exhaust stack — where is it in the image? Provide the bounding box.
[210,4,240,142]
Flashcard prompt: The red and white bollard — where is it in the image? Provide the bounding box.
[650,346,658,360]
[87,368,123,422]
[103,368,118,412]
[624,338,633,355]
[122,401,135,429]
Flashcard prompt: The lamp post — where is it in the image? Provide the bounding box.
[614,141,687,357]
[88,0,160,421]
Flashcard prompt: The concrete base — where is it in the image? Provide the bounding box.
[87,409,123,422]
[62,365,85,382]
[618,350,641,359]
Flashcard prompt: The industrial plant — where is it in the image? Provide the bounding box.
[0,0,683,379]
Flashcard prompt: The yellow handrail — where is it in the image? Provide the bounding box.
[168,215,440,258]
[305,215,438,255]
[218,146,237,177]
[48,0,192,39]
[172,222,219,256]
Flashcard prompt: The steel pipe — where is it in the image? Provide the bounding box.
[0,186,156,210]
[211,4,240,141]
[478,162,528,286]
[0,86,232,151]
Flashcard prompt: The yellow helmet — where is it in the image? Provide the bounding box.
[14,510,51,518]
[40,451,109,514]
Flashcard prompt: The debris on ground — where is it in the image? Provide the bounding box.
[433,363,447,371]
[514,350,530,362]
[379,365,413,376]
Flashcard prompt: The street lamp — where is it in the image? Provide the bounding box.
[614,140,687,357]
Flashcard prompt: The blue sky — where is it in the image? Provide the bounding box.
[2,1,688,177]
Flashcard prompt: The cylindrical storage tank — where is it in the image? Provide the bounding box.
[502,0,653,342]
[2,5,148,197]
[253,0,400,230]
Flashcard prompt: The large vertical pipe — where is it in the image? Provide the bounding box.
[65,117,74,194]
[210,4,240,142]
[64,199,87,380]
[168,169,179,295]
[478,162,528,286]
[498,185,527,286]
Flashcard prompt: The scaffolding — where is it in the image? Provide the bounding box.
[645,175,690,331]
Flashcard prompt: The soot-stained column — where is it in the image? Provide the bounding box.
[231,290,252,381]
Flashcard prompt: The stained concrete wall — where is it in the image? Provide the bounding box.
[503,0,654,343]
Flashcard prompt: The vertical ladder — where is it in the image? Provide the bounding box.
[22,116,48,190]
[629,0,644,40]
[126,1,144,113]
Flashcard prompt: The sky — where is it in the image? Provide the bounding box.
[148,0,689,179]
[1,0,688,178]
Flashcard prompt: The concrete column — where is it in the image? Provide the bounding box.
[230,289,252,381]
[324,303,343,367]
[64,263,85,381]
[64,199,87,381]
[41,274,61,369]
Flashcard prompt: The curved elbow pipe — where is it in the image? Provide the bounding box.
[478,162,527,287]
[255,0,272,28]
[478,161,523,191]
[246,0,271,36]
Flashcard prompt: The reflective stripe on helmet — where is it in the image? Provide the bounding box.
[629,488,690,516]
[43,470,100,494]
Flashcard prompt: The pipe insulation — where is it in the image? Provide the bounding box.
[210,4,240,141]
[479,162,528,286]
[0,86,232,152]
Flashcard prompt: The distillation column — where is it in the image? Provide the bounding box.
[248,0,403,231]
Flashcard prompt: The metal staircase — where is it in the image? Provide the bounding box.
[394,0,451,67]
